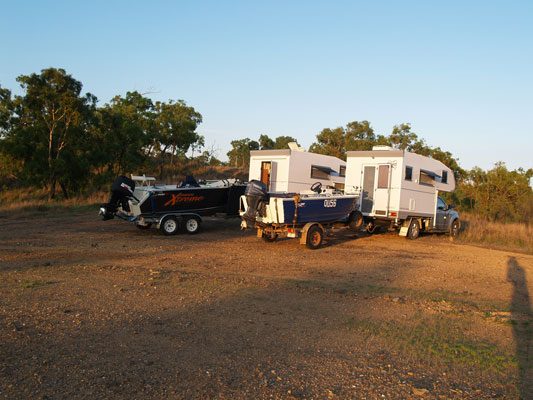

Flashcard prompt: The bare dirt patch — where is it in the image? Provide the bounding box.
[1,209,531,399]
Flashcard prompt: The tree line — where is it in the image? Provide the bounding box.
[0,68,205,198]
[1,68,531,222]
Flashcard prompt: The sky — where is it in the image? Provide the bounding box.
[1,0,532,170]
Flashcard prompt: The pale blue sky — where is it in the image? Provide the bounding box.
[1,0,531,169]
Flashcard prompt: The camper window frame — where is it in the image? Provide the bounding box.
[405,166,413,181]
[339,165,346,177]
[310,165,332,180]
[377,165,390,189]
[419,170,435,187]
[441,170,448,184]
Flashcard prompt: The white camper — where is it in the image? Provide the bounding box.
[249,143,346,193]
[344,146,460,238]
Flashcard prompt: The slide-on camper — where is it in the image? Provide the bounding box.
[248,142,346,193]
[344,146,460,239]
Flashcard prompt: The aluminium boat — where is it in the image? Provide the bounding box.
[100,175,246,235]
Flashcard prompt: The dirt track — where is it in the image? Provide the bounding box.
[0,209,532,399]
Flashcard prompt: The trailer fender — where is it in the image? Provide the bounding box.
[299,223,324,245]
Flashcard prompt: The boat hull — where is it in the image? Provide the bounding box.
[137,185,246,217]
[280,195,357,224]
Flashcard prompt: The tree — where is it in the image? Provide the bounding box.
[388,123,419,150]
[345,120,375,151]
[154,100,203,159]
[2,68,97,198]
[310,121,376,159]
[259,134,275,150]
[258,134,299,150]
[0,86,13,134]
[227,138,259,168]
[457,163,533,222]
[309,127,346,159]
[274,135,299,149]
[92,91,156,179]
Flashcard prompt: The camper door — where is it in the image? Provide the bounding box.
[361,164,392,216]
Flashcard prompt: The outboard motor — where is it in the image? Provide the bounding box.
[100,175,136,220]
[242,180,268,226]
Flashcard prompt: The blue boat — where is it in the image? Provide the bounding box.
[270,193,358,224]
[240,180,362,249]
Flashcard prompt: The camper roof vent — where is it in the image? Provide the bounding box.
[288,142,304,151]
[372,145,395,151]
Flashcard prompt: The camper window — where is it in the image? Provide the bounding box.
[405,166,413,181]
[310,165,331,180]
[377,165,390,188]
[419,170,435,187]
[441,170,448,184]
[339,165,346,177]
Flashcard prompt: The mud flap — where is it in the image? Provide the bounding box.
[399,218,411,237]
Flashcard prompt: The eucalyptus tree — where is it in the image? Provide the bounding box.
[2,68,97,198]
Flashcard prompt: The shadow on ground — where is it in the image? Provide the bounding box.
[507,257,533,399]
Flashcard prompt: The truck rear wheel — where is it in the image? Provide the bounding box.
[306,225,323,250]
[407,219,420,240]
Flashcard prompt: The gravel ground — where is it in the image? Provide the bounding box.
[0,209,531,399]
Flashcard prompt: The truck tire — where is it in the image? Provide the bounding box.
[407,219,420,240]
[184,216,201,234]
[160,216,179,235]
[450,219,460,238]
[306,225,323,250]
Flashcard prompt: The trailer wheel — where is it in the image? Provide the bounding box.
[160,216,179,235]
[450,219,460,238]
[365,221,379,234]
[136,223,152,230]
[407,219,420,240]
[262,232,278,242]
[306,225,323,250]
[184,217,201,234]
[349,211,364,231]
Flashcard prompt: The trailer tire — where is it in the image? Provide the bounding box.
[262,232,278,242]
[407,219,420,240]
[160,216,179,236]
[365,221,379,234]
[450,219,460,238]
[306,225,323,250]
[349,211,364,231]
[184,216,201,234]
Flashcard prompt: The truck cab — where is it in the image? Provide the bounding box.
[435,197,460,235]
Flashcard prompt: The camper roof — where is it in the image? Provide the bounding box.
[346,149,404,157]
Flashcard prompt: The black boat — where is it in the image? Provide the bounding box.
[100,175,246,235]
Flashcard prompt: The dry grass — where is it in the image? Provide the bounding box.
[457,212,533,254]
[0,187,107,213]
[2,187,531,254]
